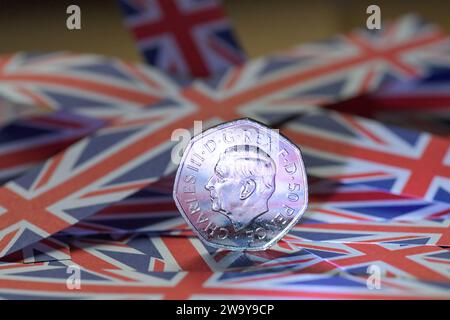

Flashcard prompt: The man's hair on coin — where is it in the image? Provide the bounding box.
[218,145,276,191]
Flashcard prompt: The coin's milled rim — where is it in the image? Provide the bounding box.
[173,117,309,251]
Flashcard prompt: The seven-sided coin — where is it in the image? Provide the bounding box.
[173,118,308,251]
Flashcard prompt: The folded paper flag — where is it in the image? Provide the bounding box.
[2,14,450,140]
[0,52,180,120]
[329,69,450,135]
[0,52,182,183]
[0,235,448,299]
[0,111,104,184]
[50,180,450,246]
[0,15,450,300]
[0,110,182,259]
[293,186,450,246]
[283,111,450,204]
[308,182,450,222]
[12,171,450,265]
[117,0,246,78]
[3,100,448,261]
[0,269,447,299]
[163,14,450,127]
[0,99,49,126]
[291,216,450,246]
[57,178,183,238]
[295,240,450,283]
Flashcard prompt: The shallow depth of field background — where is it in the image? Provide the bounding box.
[0,0,449,60]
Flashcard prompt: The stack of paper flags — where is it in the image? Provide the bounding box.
[0,1,448,299]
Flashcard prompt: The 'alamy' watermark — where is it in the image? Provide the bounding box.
[170,120,282,167]
[66,5,81,30]
[66,265,81,290]
[366,5,381,30]
[366,264,382,290]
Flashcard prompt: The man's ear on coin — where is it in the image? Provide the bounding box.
[240,179,256,200]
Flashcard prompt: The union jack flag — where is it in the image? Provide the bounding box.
[117,0,246,78]
[0,52,181,183]
[330,69,450,136]
[0,52,180,119]
[284,112,450,204]
[164,14,450,127]
[0,15,450,299]
[307,183,450,223]
[0,99,47,126]
[291,241,450,283]
[0,111,104,184]
[0,235,448,299]
[291,184,450,246]
[58,175,184,237]
[291,218,450,247]
[0,108,184,260]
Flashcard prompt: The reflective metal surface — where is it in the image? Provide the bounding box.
[173,118,308,251]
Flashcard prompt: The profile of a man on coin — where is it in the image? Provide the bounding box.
[205,144,276,231]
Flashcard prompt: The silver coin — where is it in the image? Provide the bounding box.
[173,118,308,251]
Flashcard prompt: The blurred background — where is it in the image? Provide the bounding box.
[1,0,450,61]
